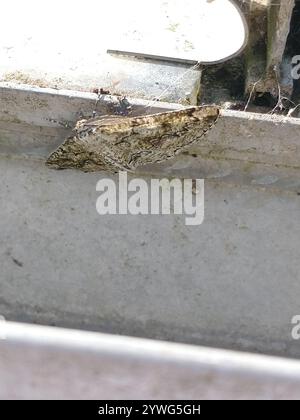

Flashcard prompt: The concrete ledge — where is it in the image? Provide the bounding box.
[1,84,300,191]
[0,156,300,358]
[0,0,204,104]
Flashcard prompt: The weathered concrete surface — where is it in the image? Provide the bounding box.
[0,0,208,104]
[1,322,300,400]
[0,156,300,358]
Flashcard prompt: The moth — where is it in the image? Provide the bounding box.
[46,106,219,173]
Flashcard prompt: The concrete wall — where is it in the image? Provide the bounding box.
[0,84,300,359]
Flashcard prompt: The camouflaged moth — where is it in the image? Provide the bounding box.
[46,106,219,173]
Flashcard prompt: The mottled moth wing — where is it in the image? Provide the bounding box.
[46,106,219,172]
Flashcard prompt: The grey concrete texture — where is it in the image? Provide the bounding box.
[0,156,300,358]
[0,0,206,105]
[0,85,300,359]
